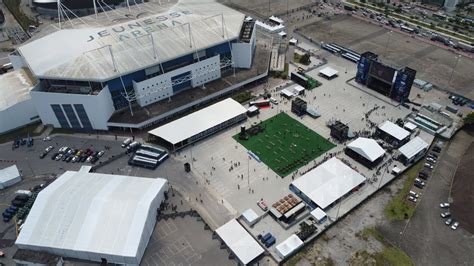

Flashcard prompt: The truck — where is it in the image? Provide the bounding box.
[15,190,32,197]
[261,233,272,243]
[265,236,276,247]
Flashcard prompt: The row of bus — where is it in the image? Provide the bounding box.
[321,42,361,63]
[128,144,169,170]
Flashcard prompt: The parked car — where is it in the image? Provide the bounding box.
[86,156,93,163]
[51,152,59,160]
[445,218,453,225]
[440,202,450,208]
[440,212,451,218]
[414,182,424,189]
[424,163,433,169]
[66,156,73,163]
[39,152,47,159]
[98,151,105,157]
[408,196,417,203]
[43,136,51,141]
[45,146,54,152]
[409,191,419,198]
[71,156,78,163]
[451,221,459,230]
[55,154,63,161]
[415,178,425,186]
[426,157,436,164]
[122,138,132,148]
[91,156,99,164]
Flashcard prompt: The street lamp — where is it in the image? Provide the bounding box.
[383,31,393,56]
[448,55,461,89]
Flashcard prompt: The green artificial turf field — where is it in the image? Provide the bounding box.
[233,112,335,177]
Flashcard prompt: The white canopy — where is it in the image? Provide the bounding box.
[255,20,285,33]
[378,121,410,141]
[269,15,284,24]
[148,98,246,145]
[347,137,385,162]
[398,136,429,160]
[404,121,417,131]
[291,158,366,209]
[319,67,338,78]
[216,219,264,265]
[241,209,259,226]
[275,234,303,259]
[310,207,327,222]
[280,88,294,97]
[16,171,168,265]
[0,165,21,189]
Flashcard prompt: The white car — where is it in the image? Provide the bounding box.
[55,154,63,161]
[98,151,105,157]
[440,212,451,218]
[445,218,453,225]
[86,156,93,163]
[440,202,450,208]
[408,196,417,203]
[45,146,54,152]
[43,136,51,141]
[427,157,436,163]
[424,163,434,169]
[71,156,78,163]
[451,221,459,230]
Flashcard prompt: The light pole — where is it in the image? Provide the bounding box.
[448,55,461,89]
[383,31,393,56]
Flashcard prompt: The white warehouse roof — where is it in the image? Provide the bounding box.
[275,234,303,259]
[17,1,245,81]
[291,158,366,209]
[398,136,429,160]
[16,171,168,265]
[0,165,21,189]
[378,121,410,141]
[148,98,246,145]
[216,219,264,265]
[347,137,385,162]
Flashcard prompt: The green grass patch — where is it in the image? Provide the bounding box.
[361,226,385,242]
[0,122,43,144]
[384,160,423,221]
[374,247,414,266]
[233,112,335,177]
[3,0,38,31]
[232,91,253,103]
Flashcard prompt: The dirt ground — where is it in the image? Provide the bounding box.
[299,15,474,99]
[285,179,405,265]
[451,134,474,234]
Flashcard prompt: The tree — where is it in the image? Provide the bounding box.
[300,53,311,65]
[463,111,474,127]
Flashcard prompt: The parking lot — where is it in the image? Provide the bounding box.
[380,129,474,265]
[299,15,474,99]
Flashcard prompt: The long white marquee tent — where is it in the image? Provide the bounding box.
[16,170,168,265]
[148,98,246,147]
[215,219,264,265]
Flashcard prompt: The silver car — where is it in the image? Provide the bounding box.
[451,221,459,230]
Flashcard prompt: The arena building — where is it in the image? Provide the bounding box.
[8,0,265,132]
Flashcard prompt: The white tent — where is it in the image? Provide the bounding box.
[398,137,429,161]
[293,85,305,95]
[403,122,417,132]
[291,158,366,209]
[0,165,21,189]
[16,171,168,265]
[378,121,410,141]
[148,98,246,146]
[347,137,385,162]
[216,219,264,265]
[280,88,294,98]
[319,67,338,79]
[275,234,304,259]
[241,209,259,226]
[310,208,327,223]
